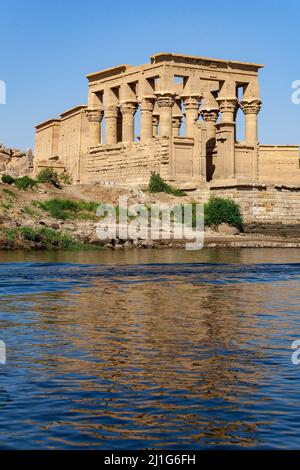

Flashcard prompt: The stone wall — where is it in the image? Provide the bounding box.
[34,106,89,183]
[86,138,170,184]
[258,145,300,184]
[209,184,300,225]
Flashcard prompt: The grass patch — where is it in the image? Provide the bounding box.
[35,198,99,220]
[148,172,186,197]
[1,202,13,210]
[0,226,85,249]
[22,205,42,218]
[2,188,17,198]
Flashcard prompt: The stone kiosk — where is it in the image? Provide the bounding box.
[35,52,299,188]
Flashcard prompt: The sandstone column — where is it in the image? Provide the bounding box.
[239,99,262,145]
[183,96,201,137]
[152,115,159,137]
[156,93,175,137]
[120,101,137,142]
[215,98,237,181]
[200,109,219,141]
[85,109,103,146]
[104,106,118,144]
[140,97,154,141]
[216,98,238,123]
[172,116,182,137]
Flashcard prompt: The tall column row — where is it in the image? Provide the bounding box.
[86,90,261,147]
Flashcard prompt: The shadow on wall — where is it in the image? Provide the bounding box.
[206,138,216,182]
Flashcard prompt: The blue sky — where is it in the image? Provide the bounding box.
[0,0,299,149]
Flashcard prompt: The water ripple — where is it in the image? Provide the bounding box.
[0,258,300,449]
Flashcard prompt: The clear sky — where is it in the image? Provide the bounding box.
[0,0,299,150]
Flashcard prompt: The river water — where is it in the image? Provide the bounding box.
[0,248,300,449]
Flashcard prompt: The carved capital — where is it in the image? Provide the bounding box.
[201,109,219,123]
[217,98,238,114]
[156,94,175,108]
[140,97,155,112]
[239,99,262,115]
[152,115,159,126]
[104,106,119,119]
[183,96,201,111]
[120,101,137,116]
[85,109,103,123]
[172,116,182,128]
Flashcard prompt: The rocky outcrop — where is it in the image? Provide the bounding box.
[0,143,34,177]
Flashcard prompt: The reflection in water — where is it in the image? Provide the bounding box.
[0,249,300,449]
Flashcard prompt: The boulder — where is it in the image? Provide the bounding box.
[0,147,11,156]
[0,153,11,163]
[217,223,239,235]
[62,223,77,231]
[103,243,113,249]
[12,150,23,158]
[141,239,154,248]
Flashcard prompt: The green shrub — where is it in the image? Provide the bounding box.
[37,168,61,188]
[148,172,186,197]
[1,174,15,185]
[36,198,99,220]
[204,196,243,230]
[59,171,72,185]
[14,176,37,190]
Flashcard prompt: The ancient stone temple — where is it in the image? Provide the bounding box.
[35,52,299,188]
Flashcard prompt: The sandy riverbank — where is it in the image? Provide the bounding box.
[0,181,300,250]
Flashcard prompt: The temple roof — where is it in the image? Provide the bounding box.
[151,52,264,69]
[86,52,264,82]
